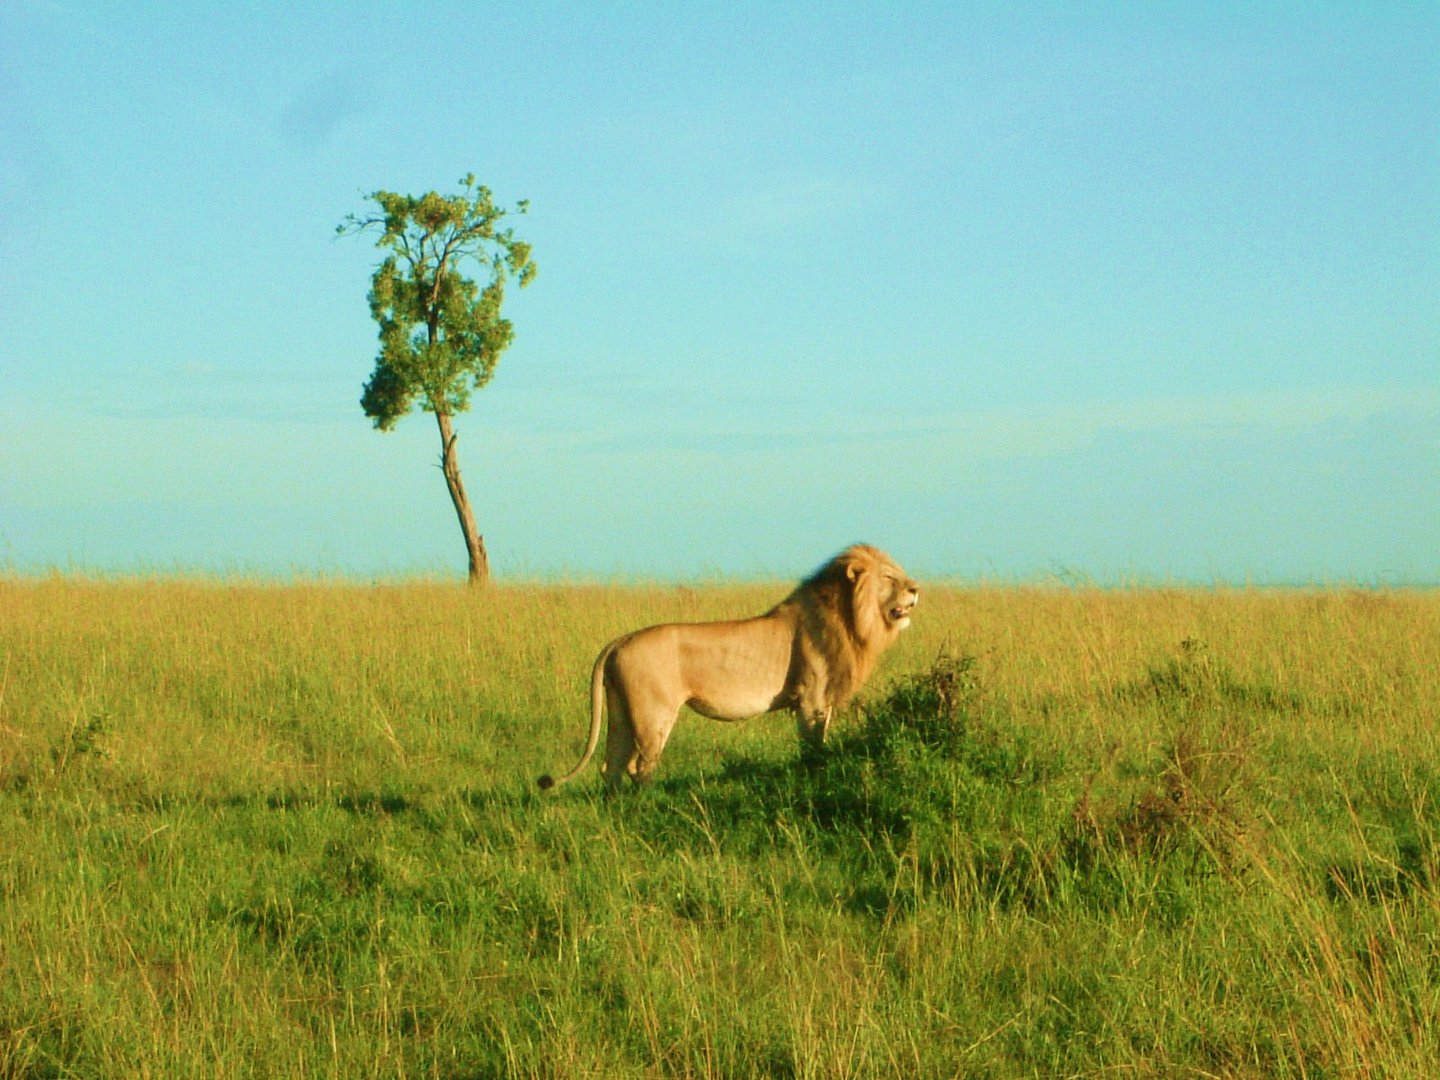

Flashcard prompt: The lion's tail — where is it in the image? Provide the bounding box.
[537,641,613,791]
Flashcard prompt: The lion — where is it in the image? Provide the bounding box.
[538,544,919,792]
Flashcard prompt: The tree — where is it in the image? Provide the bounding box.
[339,175,536,583]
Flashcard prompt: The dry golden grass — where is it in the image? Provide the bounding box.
[2,575,1438,1076]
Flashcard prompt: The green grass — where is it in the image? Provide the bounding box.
[2,577,1439,1076]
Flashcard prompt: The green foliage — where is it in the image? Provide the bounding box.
[49,710,111,779]
[340,174,536,431]
[1118,635,1307,715]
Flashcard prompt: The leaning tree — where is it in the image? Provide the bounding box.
[340,174,536,583]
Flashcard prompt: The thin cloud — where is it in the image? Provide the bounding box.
[708,176,879,238]
[279,69,367,147]
[486,382,1440,463]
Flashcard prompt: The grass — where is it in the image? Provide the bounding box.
[2,576,1439,1076]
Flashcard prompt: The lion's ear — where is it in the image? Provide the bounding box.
[846,561,864,583]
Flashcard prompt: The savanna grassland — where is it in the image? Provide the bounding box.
[2,575,1438,1077]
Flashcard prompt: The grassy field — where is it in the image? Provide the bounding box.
[2,575,1439,1077]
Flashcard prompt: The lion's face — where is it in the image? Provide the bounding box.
[841,546,918,639]
[877,568,919,631]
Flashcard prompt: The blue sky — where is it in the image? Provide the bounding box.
[2,2,1436,583]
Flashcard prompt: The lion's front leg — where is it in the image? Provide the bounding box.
[791,665,833,762]
[795,706,833,763]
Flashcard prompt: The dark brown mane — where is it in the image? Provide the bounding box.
[774,544,906,712]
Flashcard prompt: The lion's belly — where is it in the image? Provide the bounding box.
[686,684,786,722]
[678,624,792,721]
[612,617,794,723]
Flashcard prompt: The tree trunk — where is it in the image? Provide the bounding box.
[434,410,490,584]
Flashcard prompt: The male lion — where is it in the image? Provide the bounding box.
[538,544,918,792]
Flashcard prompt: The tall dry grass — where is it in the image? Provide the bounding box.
[2,575,1437,1076]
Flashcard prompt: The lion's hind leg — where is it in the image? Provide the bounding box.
[604,685,679,788]
[601,684,636,794]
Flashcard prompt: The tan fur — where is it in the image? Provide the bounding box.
[538,545,919,792]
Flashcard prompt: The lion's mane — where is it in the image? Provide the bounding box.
[779,543,912,714]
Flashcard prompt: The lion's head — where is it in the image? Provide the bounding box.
[844,543,920,639]
[789,544,919,708]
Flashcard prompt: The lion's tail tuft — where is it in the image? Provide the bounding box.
[536,640,614,794]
